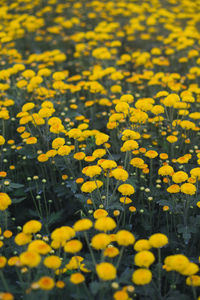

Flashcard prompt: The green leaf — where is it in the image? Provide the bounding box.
[182,233,191,244]
[167,291,190,300]
[157,199,173,210]
[118,268,133,284]
[9,182,24,189]
[46,210,64,226]
[89,281,101,295]
[12,197,26,204]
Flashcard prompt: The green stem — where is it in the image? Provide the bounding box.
[0,270,9,291]
[157,248,162,298]
[191,285,197,300]
[116,247,124,269]
[84,232,96,267]
[106,172,109,208]
[4,210,8,230]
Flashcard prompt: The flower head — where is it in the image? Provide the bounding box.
[38,276,55,290]
[149,233,168,248]
[96,262,116,280]
[118,184,135,196]
[95,217,116,232]
[0,193,12,210]
[132,268,152,285]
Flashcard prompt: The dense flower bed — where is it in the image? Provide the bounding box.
[0,0,200,299]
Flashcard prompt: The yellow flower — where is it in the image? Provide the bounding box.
[96,262,116,280]
[38,276,55,290]
[163,206,169,211]
[64,240,83,253]
[67,128,82,139]
[100,160,117,170]
[20,251,41,268]
[115,230,135,246]
[111,168,128,181]
[134,239,152,252]
[119,197,132,204]
[163,94,180,107]
[113,290,129,300]
[74,152,86,160]
[0,171,7,178]
[93,209,108,219]
[0,293,14,300]
[26,137,37,144]
[15,232,32,246]
[43,255,61,269]
[110,85,122,93]
[51,226,75,242]
[158,165,174,176]
[163,254,190,272]
[22,102,35,112]
[22,69,36,78]
[46,150,57,157]
[172,171,188,183]
[37,154,48,162]
[145,150,158,159]
[94,217,116,232]
[0,256,7,268]
[56,281,65,288]
[3,230,12,238]
[28,240,51,255]
[70,272,85,284]
[180,183,196,195]
[152,105,164,115]
[23,220,42,234]
[120,94,134,103]
[190,167,200,180]
[81,180,103,193]
[82,165,102,178]
[132,268,152,285]
[180,120,195,130]
[160,153,168,160]
[130,157,145,168]
[186,275,200,286]
[73,219,93,231]
[122,130,141,140]
[53,71,66,81]
[52,138,65,149]
[166,135,178,143]
[180,263,199,276]
[104,246,119,258]
[0,193,12,210]
[121,140,139,152]
[91,233,111,250]
[115,102,130,114]
[66,256,84,270]
[167,184,180,193]
[57,145,71,156]
[8,256,20,267]
[149,233,168,248]
[95,132,109,145]
[118,184,135,196]
[134,251,155,268]
[92,149,106,158]
[38,108,54,118]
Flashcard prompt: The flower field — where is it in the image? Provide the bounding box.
[0,0,200,299]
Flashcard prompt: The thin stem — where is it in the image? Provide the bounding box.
[157,248,162,298]
[0,270,9,291]
[106,172,110,208]
[116,246,124,269]
[84,232,96,267]
[191,285,197,300]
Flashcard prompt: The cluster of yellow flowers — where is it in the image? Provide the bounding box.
[0,0,200,298]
